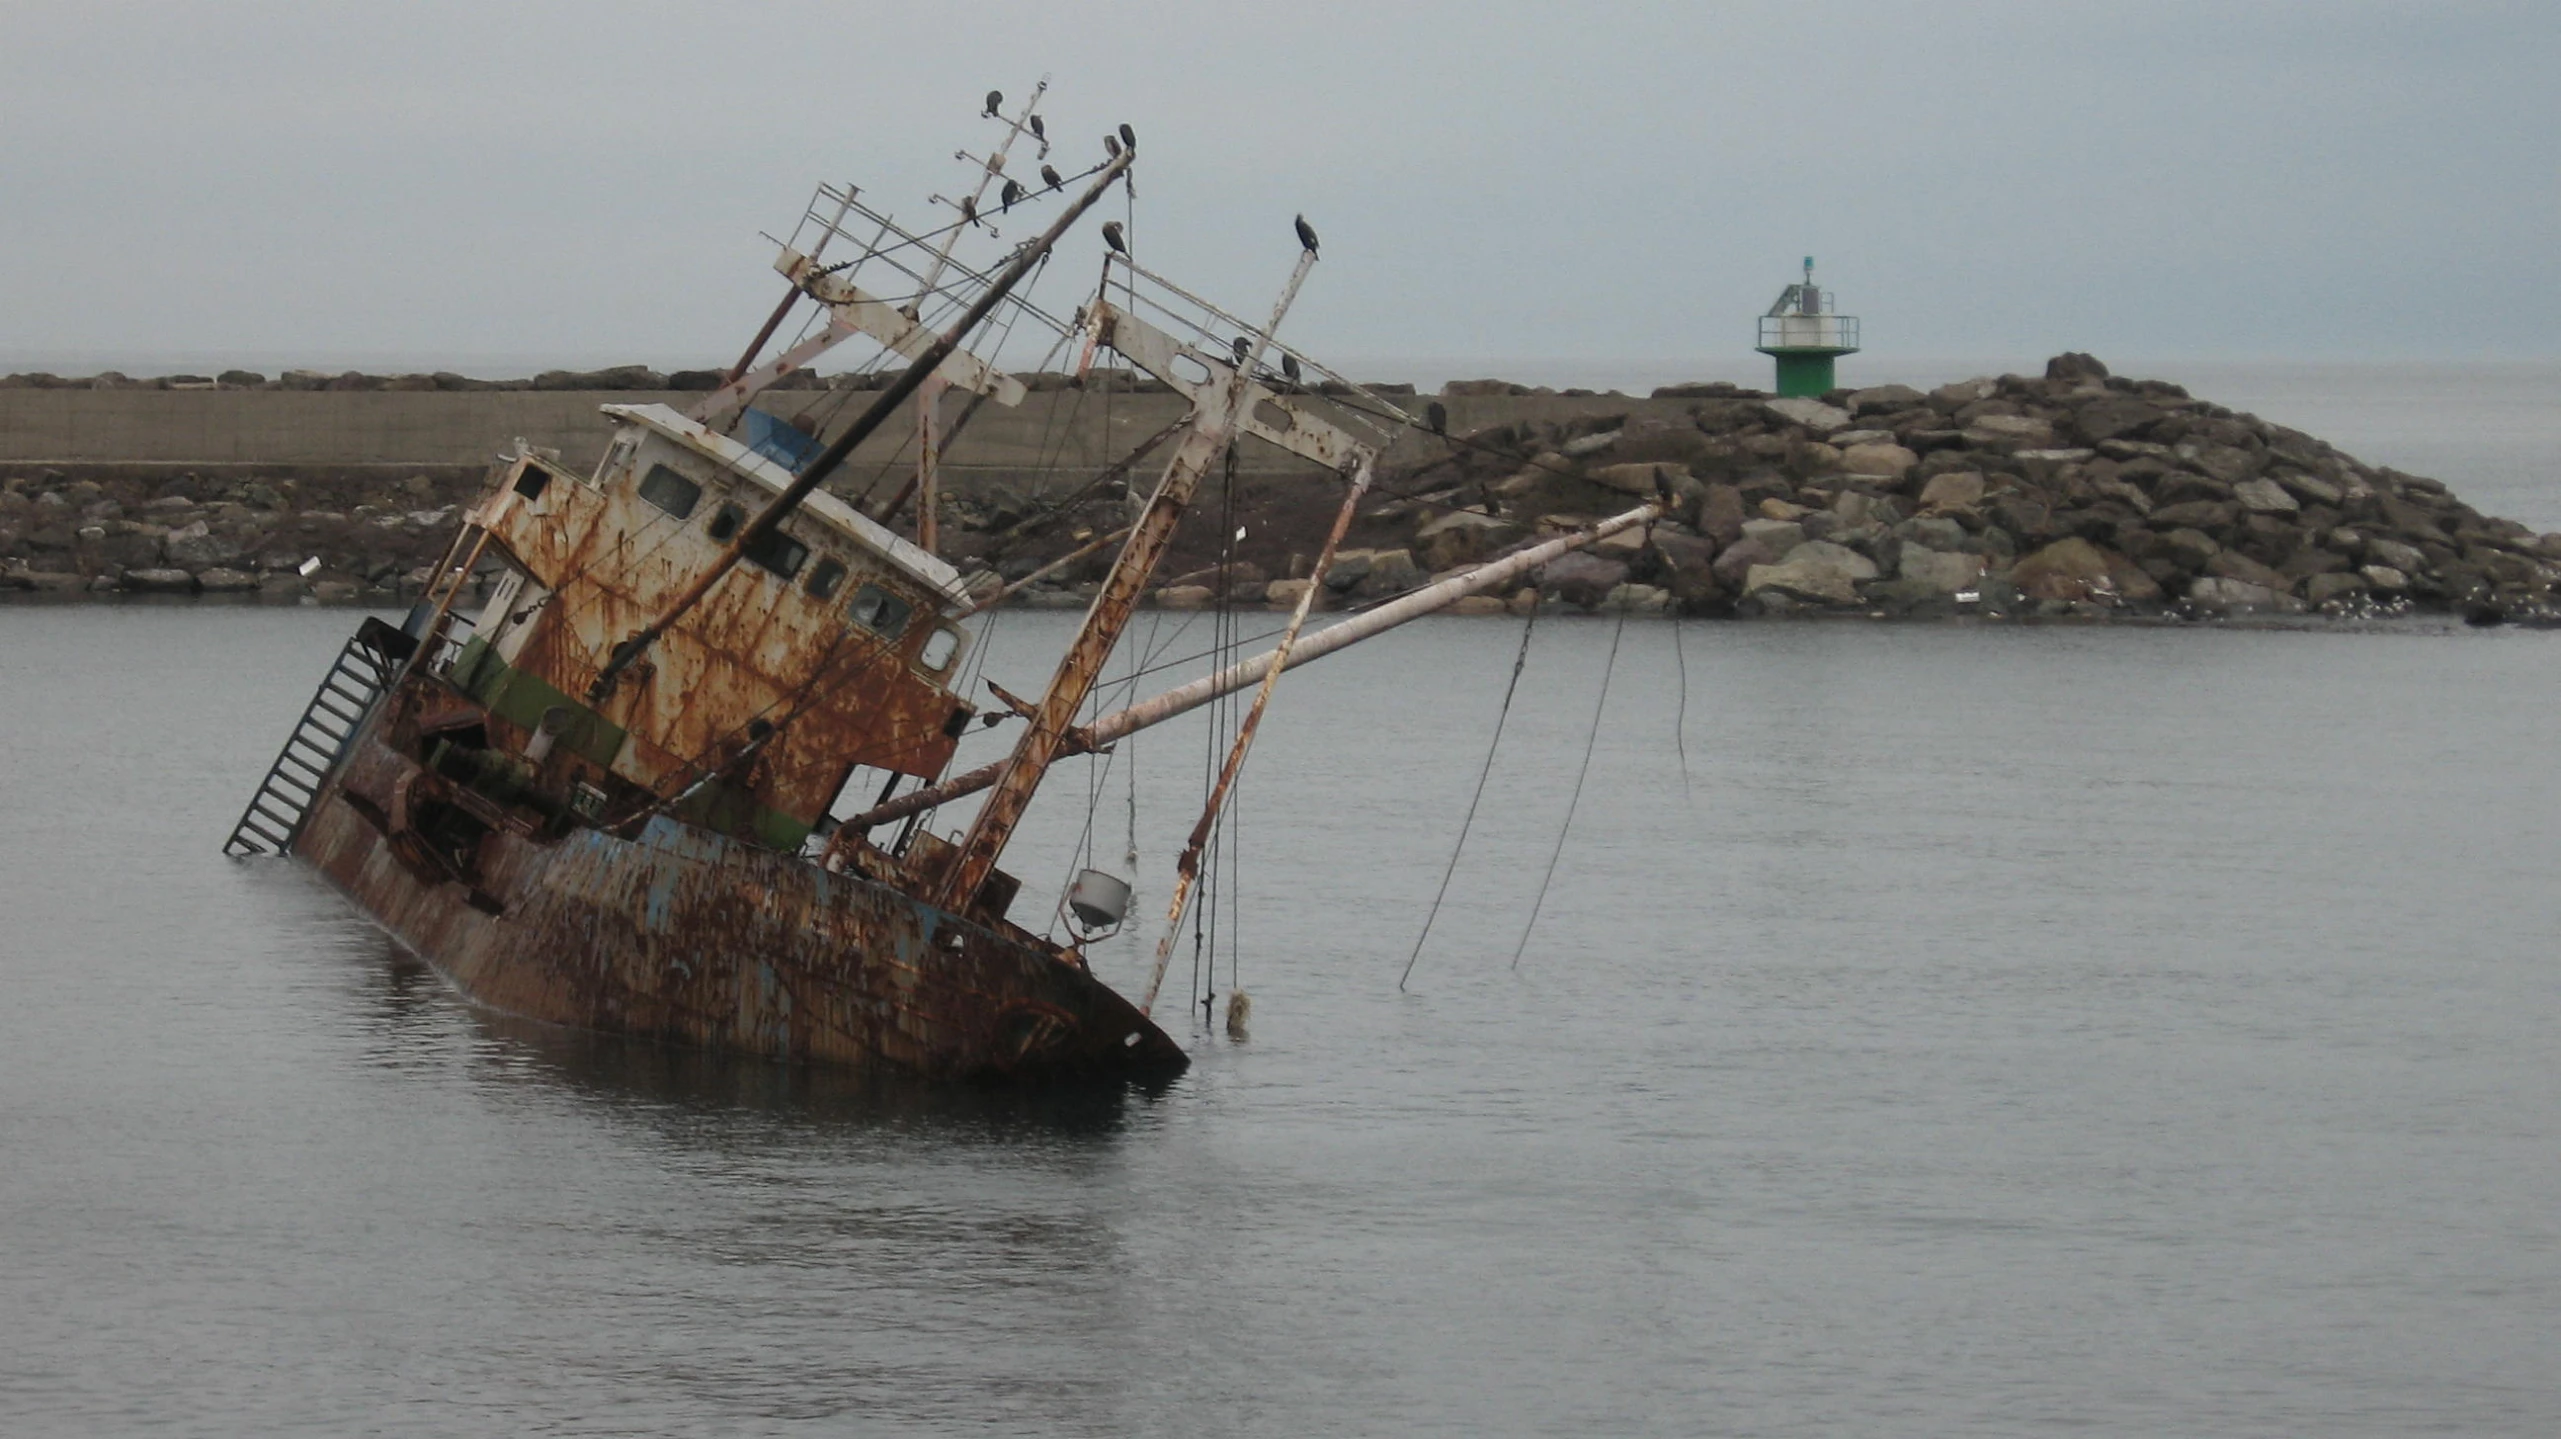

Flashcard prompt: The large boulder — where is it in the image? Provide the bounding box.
[1962,414,2055,448]
[1539,551,1630,608]
[1838,441,1920,481]
[1647,532,1723,605]
[2071,397,2162,446]
[1846,383,1927,417]
[1739,517,1806,553]
[164,520,249,570]
[2231,477,2301,514]
[1694,483,1748,547]
[1744,541,1875,606]
[2205,549,2291,592]
[1760,397,1852,435]
[1414,510,1526,572]
[1897,545,1986,594]
[122,567,197,593]
[1916,470,1987,515]
[2011,537,2116,602]
[2189,576,2303,613]
[1710,536,1782,590]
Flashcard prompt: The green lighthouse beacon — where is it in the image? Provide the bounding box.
[1755,256,1859,398]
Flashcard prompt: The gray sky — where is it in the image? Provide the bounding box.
[5,1,2556,379]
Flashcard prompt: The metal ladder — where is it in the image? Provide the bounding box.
[222,622,408,857]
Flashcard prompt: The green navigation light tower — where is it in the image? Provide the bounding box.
[1755,256,1859,398]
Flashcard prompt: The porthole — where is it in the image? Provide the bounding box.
[849,583,913,640]
[806,557,847,600]
[744,526,807,580]
[706,502,744,542]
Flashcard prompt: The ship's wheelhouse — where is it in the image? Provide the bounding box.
[437,404,979,850]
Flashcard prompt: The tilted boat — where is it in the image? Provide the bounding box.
[224,90,1658,1079]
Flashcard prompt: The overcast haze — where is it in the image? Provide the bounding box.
[5,1,2556,380]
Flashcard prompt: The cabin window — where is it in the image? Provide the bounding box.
[849,583,912,640]
[513,464,551,500]
[707,502,744,542]
[919,626,961,672]
[637,464,700,519]
[744,526,808,580]
[806,557,847,600]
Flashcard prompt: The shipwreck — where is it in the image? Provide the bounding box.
[225,89,1660,1079]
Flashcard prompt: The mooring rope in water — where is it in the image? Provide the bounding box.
[1399,605,1539,991]
[1511,604,1625,971]
[1671,618,1693,804]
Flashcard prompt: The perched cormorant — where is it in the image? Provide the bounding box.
[1294,214,1320,255]
[983,90,1003,118]
[1231,336,1251,365]
[1000,178,1026,212]
[1028,114,1045,141]
[1101,221,1127,255]
[1103,133,1122,159]
[958,195,980,228]
[1118,122,1137,149]
[1281,353,1301,385]
[1040,163,1063,190]
[1427,400,1448,436]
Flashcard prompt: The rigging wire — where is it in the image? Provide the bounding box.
[1510,604,1625,972]
[1399,605,1537,991]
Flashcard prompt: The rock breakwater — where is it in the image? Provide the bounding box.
[4,353,2550,624]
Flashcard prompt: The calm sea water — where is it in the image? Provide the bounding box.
[5,368,2560,1435]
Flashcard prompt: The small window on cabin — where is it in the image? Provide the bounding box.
[707,502,744,542]
[637,464,700,520]
[513,463,552,501]
[806,557,847,601]
[744,526,808,580]
[849,583,912,640]
[919,626,961,673]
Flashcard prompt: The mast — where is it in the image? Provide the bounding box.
[927,244,1320,910]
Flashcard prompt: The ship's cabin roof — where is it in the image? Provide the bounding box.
[596,402,969,606]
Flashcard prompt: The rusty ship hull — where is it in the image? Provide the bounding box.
[289,698,1186,1080]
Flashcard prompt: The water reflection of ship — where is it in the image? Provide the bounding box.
[225,85,1658,1080]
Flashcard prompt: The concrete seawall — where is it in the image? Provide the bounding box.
[0,387,1690,499]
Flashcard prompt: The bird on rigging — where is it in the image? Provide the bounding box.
[1294,214,1320,255]
[1028,114,1045,141]
[1101,221,1127,255]
[1103,133,1122,160]
[958,195,981,228]
[1000,178,1026,212]
[1427,400,1448,436]
[1281,353,1301,386]
[1231,336,1251,366]
[983,90,1003,118]
[1118,122,1137,149]
[1040,163,1063,190]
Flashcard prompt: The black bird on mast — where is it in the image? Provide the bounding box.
[1295,214,1320,255]
[1103,133,1122,160]
[1000,178,1026,212]
[959,195,981,228]
[1040,163,1063,190]
[1028,114,1046,141]
[1101,221,1127,255]
[1118,122,1137,150]
[983,90,1003,118]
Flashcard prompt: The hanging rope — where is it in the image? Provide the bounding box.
[1400,605,1539,991]
[1511,605,1625,971]
[1671,619,1693,804]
